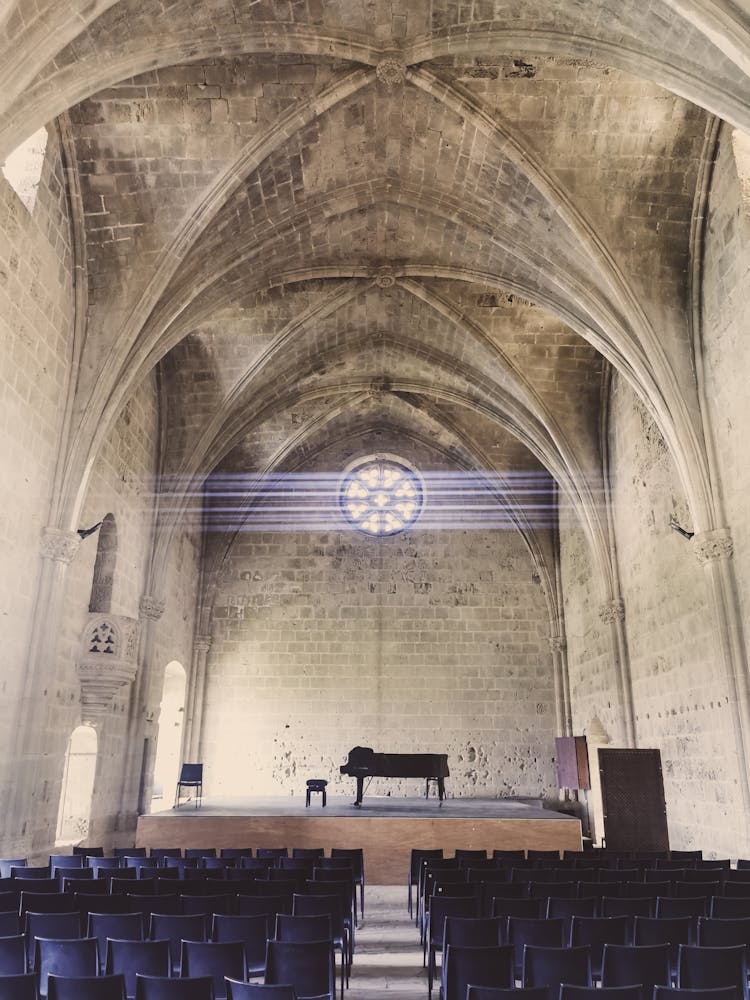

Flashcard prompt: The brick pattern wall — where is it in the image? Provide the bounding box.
[203,522,556,801]
[608,373,741,855]
[0,125,75,757]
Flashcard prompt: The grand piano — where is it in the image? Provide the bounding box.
[340,746,450,806]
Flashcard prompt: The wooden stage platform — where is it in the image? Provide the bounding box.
[136,796,582,884]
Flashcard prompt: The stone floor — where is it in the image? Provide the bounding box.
[348,885,427,999]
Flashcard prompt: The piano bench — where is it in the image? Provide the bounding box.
[306,779,328,807]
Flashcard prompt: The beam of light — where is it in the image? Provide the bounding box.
[149,469,601,533]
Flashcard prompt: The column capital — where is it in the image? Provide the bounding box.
[40,527,80,564]
[599,598,625,624]
[694,527,734,565]
[139,594,165,621]
[194,634,212,655]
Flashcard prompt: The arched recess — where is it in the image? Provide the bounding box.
[88,513,116,613]
[55,724,97,845]
[151,661,187,805]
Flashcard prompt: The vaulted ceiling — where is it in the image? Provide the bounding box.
[3,0,748,612]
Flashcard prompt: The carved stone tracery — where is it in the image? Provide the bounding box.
[77,613,140,723]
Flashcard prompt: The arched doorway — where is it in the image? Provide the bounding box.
[55,724,98,845]
[151,661,187,805]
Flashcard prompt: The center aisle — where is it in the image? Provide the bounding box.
[349,886,426,998]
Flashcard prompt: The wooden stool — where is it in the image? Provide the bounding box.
[306,779,328,807]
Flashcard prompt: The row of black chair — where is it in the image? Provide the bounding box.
[0,935,334,999]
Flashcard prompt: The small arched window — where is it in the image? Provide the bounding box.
[55,725,97,845]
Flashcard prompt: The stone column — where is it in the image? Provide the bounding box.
[598,598,636,747]
[114,593,165,831]
[2,528,80,852]
[185,635,212,762]
[549,635,572,738]
[693,527,750,841]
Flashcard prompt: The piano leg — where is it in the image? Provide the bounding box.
[437,777,446,801]
[353,776,364,807]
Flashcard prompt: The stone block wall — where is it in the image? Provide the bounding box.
[702,126,750,660]
[202,523,557,801]
[607,374,740,854]
[0,125,75,761]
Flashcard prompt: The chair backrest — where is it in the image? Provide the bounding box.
[180,940,247,1000]
[211,913,271,977]
[22,893,79,916]
[35,937,99,998]
[88,912,144,969]
[149,851,182,862]
[181,894,237,916]
[178,764,203,785]
[238,893,291,919]
[428,895,482,947]
[26,912,83,969]
[50,857,85,873]
[256,850,288,861]
[264,939,335,1000]
[0,972,38,1000]
[656,896,708,920]
[506,916,565,973]
[441,943,514,1000]
[134,975,215,999]
[105,938,171,999]
[48,973,127,1000]
[466,989,549,1000]
[570,916,630,976]
[653,988,739,1000]
[150,913,208,972]
[710,896,750,918]
[0,859,27,878]
[697,915,750,948]
[491,897,543,921]
[601,942,672,992]
[559,988,643,1000]
[226,983,297,1000]
[442,915,503,950]
[0,912,21,937]
[521,943,592,989]
[676,943,749,996]
[0,934,26,975]
[275,913,332,943]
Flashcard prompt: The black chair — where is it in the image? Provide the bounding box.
[570,915,630,981]
[181,895,236,916]
[545,896,598,931]
[329,850,365,920]
[134,976,215,999]
[424,894,481,994]
[175,765,204,809]
[88,912,144,971]
[0,972,38,999]
[491,897,544,921]
[466,989,549,1000]
[521,943,592,990]
[291,894,350,973]
[633,915,694,975]
[26,912,84,970]
[0,859,27,877]
[256,851,288,862]
[653,988,738,1000]
[676,943,749,997]
[264,940,335,1000]
[275,914,344,999]
[226,985,296,1000]
[0,912,21,936]
[697,914,750,948]
[506,916,565,978]
[0,934,26,974]
[150,913,208,973]
[149,851,182,864]
[440,943,514,1000]
[47,974,127,1000]
[35,937,99,999]
[212,914,271,980]
[408,850,443,920]
[559,988,643,1000]
[106,939,171,1000]
[708,896,750,919]
[655,897,708,921]
[180,940,247,1000]
[601,943,672,994]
